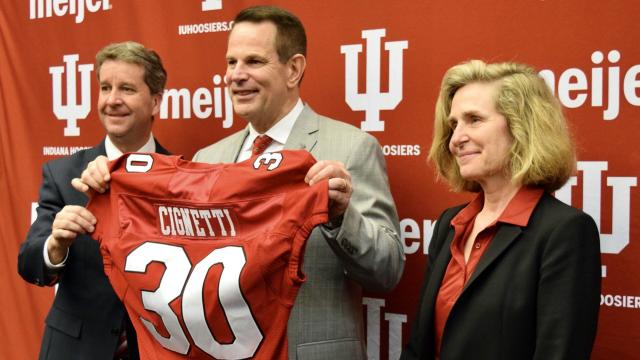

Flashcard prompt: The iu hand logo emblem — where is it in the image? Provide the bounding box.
[49,54,94,136]
[555,161,637,256]
[341,29,408,132]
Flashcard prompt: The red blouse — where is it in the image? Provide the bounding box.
[433,187,544,358]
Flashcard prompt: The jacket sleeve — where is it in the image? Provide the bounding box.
[319,133,405,292]
[17,162,65,286]
[533,211,601,360]
[401,206,458,360]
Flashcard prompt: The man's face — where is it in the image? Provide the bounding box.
[225,21,294,131]
[97,60,160,146]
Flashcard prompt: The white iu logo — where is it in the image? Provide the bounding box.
[555,161,637,274]
[340,29,408,132]
[49,54,93,136]
[201,0,222,11]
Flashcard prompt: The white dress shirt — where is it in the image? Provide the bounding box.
[236,99,303,163]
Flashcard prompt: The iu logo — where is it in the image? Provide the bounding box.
[201,0,222,11]
[49,54,93,136]
[555,161,637,257]
[340,29,408,132]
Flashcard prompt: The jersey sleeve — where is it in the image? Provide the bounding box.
[87,192,111,244]
[86,154,129,243]
[286,179,329,285]
[86,156,128,278]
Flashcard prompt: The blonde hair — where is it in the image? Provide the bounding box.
[429,60,575,192]
[96,41,167,95]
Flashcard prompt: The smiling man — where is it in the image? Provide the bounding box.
[18,41,170,360]
[192,6,405,359]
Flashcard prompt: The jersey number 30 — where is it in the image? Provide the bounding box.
[125,243,263,358]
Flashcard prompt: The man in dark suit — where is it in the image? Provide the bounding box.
[18,41,170,360]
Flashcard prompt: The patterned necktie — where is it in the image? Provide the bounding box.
[252,135,273,156]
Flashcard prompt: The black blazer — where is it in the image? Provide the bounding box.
[401,192,601,360]
[18,140,170,360]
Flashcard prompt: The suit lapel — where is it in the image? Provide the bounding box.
[284,105,319,153]
[83,140,107,163]
[154,140,171,155]
[73,141,107,206]
[419,227,456,334]
[463,224,522,291]
[224,127,250,162]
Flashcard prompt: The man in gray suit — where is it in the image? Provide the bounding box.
[194,6,404,359]
[76,6,404,359]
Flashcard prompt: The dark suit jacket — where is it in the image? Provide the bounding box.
[401,192,601,360]
[18,140,169,360]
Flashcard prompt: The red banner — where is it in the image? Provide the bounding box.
[1,1,638,358]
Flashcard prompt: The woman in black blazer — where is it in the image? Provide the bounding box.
[401,61,601,360]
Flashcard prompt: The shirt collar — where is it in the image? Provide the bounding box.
[104,133,156,160]
[245,98,304,147]
[451,186,544,228]
[498,187,544,226]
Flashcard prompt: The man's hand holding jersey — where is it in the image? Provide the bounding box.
[48,205,96,264]
[71,155,111,196]
[305,160,352,224]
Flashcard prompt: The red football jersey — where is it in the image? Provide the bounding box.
[88,151,328,360]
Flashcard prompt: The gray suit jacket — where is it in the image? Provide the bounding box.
[193,105,404,359]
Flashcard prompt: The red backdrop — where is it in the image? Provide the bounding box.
[1,0,638,359]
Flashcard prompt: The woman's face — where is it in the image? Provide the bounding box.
[448,82,514,189]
